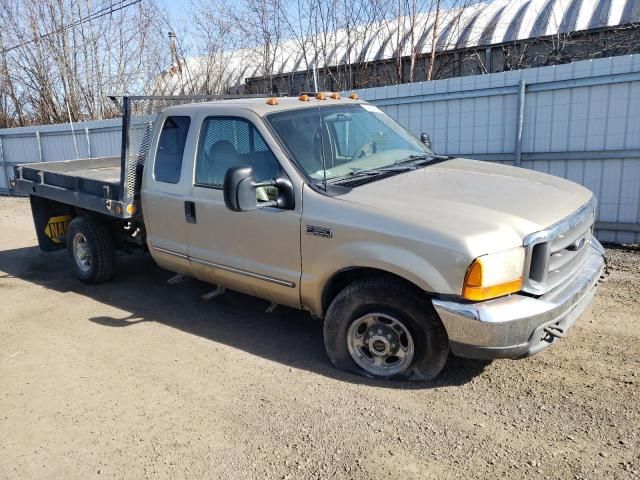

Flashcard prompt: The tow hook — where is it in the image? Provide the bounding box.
[543,324,566,339]
[601,256,611,281]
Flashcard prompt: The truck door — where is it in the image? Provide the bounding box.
[142,115,193,276]
[186,115,301,308]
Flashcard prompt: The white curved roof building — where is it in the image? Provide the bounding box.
[158,0,640,93]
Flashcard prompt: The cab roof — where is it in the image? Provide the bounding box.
[162,95,367,117]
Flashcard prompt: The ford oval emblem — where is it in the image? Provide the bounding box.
[568,237,587,251]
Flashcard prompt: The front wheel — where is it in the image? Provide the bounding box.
[66,216,116,284]
[323,276,449,381]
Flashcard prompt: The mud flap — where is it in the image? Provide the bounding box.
[29,195,75,252]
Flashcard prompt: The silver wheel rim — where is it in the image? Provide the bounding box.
[72,233,92,273]
[346,313,415,377]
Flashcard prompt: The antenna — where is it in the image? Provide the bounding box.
[312,63,318,93]
[317,96,327,191]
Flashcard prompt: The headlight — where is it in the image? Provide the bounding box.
[462,247,525,301]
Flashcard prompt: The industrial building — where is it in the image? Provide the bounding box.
[157,0,640,94]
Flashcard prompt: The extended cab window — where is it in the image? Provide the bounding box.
[195,117,279,187]
[154,116,191,184]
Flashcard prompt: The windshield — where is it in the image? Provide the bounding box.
[266,104,432,182]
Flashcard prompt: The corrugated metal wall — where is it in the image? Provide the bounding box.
[355,54,640,243]
[1,55,639,243]
[0,118,123,193]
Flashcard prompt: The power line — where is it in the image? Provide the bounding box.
[1,0,143,54]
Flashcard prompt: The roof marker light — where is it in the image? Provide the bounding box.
[266,97,279,105]
[329,92,341,100]
[348,93,359,100]
[299,94,310,101]
[315,92,326,100]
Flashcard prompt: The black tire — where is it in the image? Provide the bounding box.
[323,276,449,381]
[66,216,116,284]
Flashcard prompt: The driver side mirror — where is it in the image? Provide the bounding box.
[223,166,295,212]
[420,132,432,150]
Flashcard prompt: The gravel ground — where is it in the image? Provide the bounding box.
[0,196,639,480]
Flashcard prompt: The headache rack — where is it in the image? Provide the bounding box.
[11,94,267,219]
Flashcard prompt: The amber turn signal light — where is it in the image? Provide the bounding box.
[461,258,523,301]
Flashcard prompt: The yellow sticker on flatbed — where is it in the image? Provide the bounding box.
[44,215,71,244]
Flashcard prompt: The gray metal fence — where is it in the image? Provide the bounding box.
[1,54,639,243]
[0,117,123,194]
[354,54,640,243]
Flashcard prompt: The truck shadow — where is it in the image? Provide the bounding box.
[0,246,491,388]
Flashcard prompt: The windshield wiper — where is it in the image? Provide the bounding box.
[394,154,429,164]
[350,164,417,175]
[346,168,384,176]
[328,165,414,184]
[326,168,384,184]
[328,152,450,185]
[394,153,449,165]
[333,153,448,182]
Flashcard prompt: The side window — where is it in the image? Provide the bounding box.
[195,117,280,187]
[154,116,191,184]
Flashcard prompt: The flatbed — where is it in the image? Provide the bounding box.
[13,156,132,218]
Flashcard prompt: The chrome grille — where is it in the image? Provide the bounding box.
[523,198,596,295]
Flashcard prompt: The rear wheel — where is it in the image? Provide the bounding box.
[323,276,449,381]
[66,216,116,284]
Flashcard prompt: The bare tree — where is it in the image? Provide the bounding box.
[0,0,168,127]
[426,0,441,80]
[189,0,243,94]
[3,0,639,126]
[226,0,286,93]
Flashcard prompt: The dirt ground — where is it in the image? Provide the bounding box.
[0,196,638,480]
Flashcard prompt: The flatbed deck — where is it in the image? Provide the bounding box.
[63,164,121,183]
[12,156,135,219]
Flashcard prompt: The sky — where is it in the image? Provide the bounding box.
[159,0,192,28]
[159,0,190,18]
[156,0,485,56]
[158,0,476,25]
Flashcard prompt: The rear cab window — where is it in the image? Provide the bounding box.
[154,116,191,184]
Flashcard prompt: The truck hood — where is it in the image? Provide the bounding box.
[338,158,593,254]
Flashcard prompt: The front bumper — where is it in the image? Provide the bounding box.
[432,240,605,360]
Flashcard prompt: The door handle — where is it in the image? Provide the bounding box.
[184,201,197,224]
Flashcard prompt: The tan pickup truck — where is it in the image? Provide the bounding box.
[12,94,606,381]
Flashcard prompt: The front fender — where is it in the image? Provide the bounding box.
[300,241,464,317]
